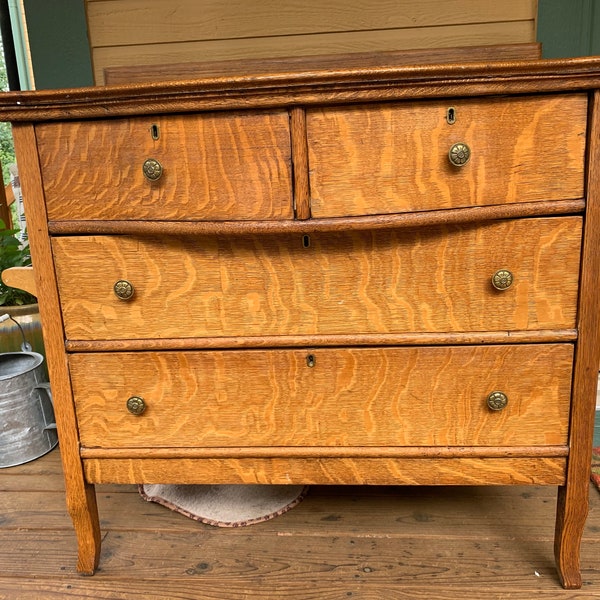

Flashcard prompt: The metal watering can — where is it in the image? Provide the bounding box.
[0,351,58,468]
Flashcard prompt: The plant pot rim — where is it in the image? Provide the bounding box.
[1,303,39,316]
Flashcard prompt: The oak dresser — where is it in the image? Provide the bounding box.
[1,54,599,588]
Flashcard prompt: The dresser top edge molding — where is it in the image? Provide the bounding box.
[2,57,600,121]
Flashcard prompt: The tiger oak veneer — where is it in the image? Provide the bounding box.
[1,55,599,588]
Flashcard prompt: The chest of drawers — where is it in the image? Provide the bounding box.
[2,56,600,588]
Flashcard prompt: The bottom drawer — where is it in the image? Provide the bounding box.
[69,344,572,449]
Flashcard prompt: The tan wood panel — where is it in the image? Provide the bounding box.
[70,344,572,450]
[36,111,293,221]
[0,266,36,297]
[52,217,582,341]
[83,457,566,486]
[103,44,543,85]
[308,94,587,218]
[91,21,535,85]
[86,0,536,47]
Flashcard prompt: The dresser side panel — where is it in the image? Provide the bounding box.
[10,124,102,573]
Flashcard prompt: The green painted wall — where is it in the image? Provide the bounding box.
[537,0,600,58]
[23,0,93,89]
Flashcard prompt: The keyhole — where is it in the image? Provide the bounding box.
[150,124,160,140]
[446,107,456,125]
[306,354,316,368]
[302,235,311,248]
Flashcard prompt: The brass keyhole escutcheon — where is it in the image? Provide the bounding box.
[448,142,471,167]
[126,396,146,415]
[446,107,456,124]
[306,354,316,368]
[487,391,508,411]
[142,158,163,181]
[114,279,135,300]
[492,270,514,291]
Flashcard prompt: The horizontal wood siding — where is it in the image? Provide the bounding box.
[85,0,538,84]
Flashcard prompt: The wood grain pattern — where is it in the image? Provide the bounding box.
[80,446,569,460]
[91,22,536,85]
[0,266,37,297]
[7,450,600,597]
[36,110,293,221]
[103,44,543,85]
[7,54,599,585]
[63,330,579,353]
[82,456,566,486]
[86,0,536,85]
[69,344,573,450]
[308,94,587,217]
[10,125,102,575]
[553,90,600,589]
[5,58,600,122]
[290,107,310,219]
[46,199,587,237]
[86,0,536,47]
[52,217,582,341]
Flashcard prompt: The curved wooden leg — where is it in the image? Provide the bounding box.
[65,480,102,575]
[554,483,588,589]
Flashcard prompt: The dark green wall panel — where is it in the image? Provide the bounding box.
[23,0,93,89]
[537,0,600,58]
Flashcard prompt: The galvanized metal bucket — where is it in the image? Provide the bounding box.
[0,352,58,468]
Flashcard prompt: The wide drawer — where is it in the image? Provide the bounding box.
[307,94,587,217]
[52,217,581,341]
[36,110,293,221]
[70,344,573,449]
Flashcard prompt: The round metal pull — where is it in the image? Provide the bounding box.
[113,279,135,300]
[142,158,163,181]
[491,270,514,291]
[126,396,146,415]
[487,391,508,411]
[448,142,471,167]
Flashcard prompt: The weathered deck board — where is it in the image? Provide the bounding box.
[0,449,598,598]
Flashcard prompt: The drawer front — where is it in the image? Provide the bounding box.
[53,217,581,341]
[307,94,587,218]
[36,110,293,221]
[70,344,572,449]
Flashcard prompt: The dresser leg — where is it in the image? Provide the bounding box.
[66,481,102,575]
[554,484,588,589]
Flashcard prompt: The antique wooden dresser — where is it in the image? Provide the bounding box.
[1,55,599,588]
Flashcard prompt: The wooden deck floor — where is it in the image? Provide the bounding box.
[1,448,599,599]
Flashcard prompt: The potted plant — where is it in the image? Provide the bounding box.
[0,220,43,355]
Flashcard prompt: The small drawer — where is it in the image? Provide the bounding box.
[307,94,587,217]
[70,344,572,449]
[36,110,293,221]
[52,216,581,341]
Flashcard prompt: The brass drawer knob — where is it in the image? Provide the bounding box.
[113,279,135,300]
[487,391,508,411]
[492,270,514,291]
[448,142,471,167]
[142,158,163,181]
[126,396,146,415]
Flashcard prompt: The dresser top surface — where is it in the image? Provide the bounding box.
[3,55,600,121]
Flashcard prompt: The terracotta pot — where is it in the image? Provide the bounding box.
[0,304,45,358]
